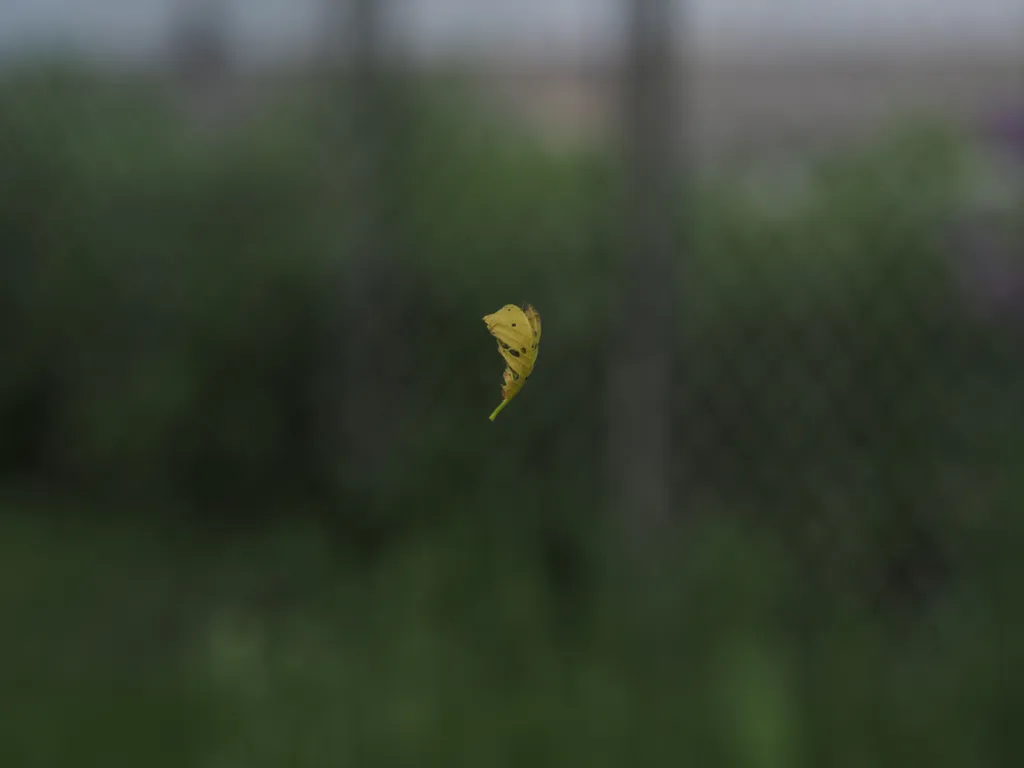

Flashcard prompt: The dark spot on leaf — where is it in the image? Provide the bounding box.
[508,348,520,358]
[511,322,516,327]
[500,341,510,350]
[521,347,527,353]
[512,371,520,381]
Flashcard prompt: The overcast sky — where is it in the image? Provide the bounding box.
[1,0,1022,62]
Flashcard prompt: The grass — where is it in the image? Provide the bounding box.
[2,498,1022,767]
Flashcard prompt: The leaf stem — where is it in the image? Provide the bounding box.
[488,400,509,421]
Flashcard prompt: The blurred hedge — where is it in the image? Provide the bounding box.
[0,67,1020,556]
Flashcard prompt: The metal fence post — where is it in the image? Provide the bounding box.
[608,0,681,551]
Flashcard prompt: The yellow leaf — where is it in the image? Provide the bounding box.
[483,303,541,421]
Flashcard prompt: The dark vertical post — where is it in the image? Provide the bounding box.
[343,0,394,497]
[608,0,680,550]
[168,0,228,121]
[318,0,401,510]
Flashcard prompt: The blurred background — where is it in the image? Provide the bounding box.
[1,1,1023,765]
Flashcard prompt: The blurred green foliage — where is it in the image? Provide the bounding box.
[3,503,1023,766]
[1,66,1022,766]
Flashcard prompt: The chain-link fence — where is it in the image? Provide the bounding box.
[1,2,1023,765]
